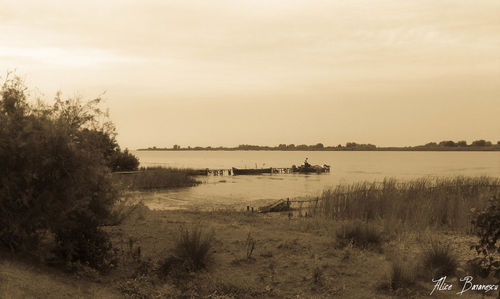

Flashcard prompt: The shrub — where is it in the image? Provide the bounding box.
[109,148,139,172]
[53,215,115,271]
[420,239,458,279]
[0,74,118,270]
[471,196,500,280]
[335,221,383,250]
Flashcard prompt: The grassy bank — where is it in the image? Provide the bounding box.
[1,205,498,298]
[306,176,500,233]
[2,176,500,298]
[113,167,201,190]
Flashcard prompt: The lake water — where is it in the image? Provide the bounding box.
[132,150,500,210]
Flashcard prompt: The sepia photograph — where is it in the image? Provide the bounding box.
[1,0,500,298]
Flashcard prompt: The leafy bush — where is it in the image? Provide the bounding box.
[109,148,139,172]
[0,74,119,270]
[53,214,115,271]
[472,196,500,280]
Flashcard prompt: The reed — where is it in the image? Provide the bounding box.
[315,176,500,233]
[113,167,201,190]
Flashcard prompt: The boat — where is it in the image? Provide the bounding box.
[292,164,330,174]
[232,167,273,175]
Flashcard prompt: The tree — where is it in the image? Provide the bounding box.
[439,140,456,147]
[457,140,467,147]
[472,140,492,147]
[0,75,118,270]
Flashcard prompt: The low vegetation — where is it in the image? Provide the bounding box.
[420,239,458,279]
[159,225,215,278]
[316,176,500,233]
[335,221,383,250]
[113,167,200,190]
[386,258,417,292]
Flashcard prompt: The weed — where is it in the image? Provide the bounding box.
[335,221,383,250]
[379,258,417,292]
[420,239,458,279]
[246,232,256,259]
[159,224,215,279]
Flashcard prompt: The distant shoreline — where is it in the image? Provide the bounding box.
[137,147,500,152]
[137,140,500,152]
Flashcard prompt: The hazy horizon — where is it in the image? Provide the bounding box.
[1,0,499,149]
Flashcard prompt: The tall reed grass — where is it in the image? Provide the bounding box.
[312,176,500,233]
[113,167,201,190]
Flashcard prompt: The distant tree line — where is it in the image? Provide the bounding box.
[141,142,377,151]
[424,140,498,147]
[140,140,500,151]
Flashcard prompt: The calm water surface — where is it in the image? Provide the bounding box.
[132,151,500,210]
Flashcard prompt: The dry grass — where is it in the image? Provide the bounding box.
[335,221,383,250]
[315,176,500,233]
[387,258,418,291]
[158,224,215,279]
[420,238,458,279]
[0,259,120,298]
[113,167,200,190]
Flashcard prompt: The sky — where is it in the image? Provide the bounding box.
[1,0,499,149]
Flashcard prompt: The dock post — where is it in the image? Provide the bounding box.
[247,206,250,212]
[251,207,254,213]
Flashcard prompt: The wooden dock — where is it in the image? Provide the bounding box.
[113,166,326,176]
[206,167,296,176]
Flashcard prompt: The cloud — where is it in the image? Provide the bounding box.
[0,0,499,147]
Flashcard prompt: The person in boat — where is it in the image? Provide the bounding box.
[304,157,311,168]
